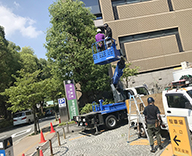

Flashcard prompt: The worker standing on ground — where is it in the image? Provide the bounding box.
[143,97,163,153]
[95,28,105,52]
[104,23,112,48]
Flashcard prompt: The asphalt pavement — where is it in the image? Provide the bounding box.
[0,116,55,144]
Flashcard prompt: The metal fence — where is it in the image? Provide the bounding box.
[30,126,68,156]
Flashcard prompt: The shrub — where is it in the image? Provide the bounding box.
[58,121,75,126]
[80,99,115,115]
[102,99,114,105]
[0,119,13,129]
[80,103,93,114]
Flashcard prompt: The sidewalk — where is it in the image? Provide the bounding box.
[43,124,172,156]
[13,122,173,156]
[13,120,59,156]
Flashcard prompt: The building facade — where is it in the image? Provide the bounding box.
[83,0,192,93]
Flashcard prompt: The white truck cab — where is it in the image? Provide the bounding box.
[162,87,192,131]
[124,85,150,98]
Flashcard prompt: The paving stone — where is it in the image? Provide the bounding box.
[43,124,167,156]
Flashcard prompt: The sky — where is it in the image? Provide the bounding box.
[0,0,56,59]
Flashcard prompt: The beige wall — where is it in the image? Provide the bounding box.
[100,0,192,72]
[117,0,169,20]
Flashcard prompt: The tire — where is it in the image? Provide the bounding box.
[139,127,147,138]
[105,115,117,129]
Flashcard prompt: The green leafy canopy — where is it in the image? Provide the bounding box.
[45,0,111,101]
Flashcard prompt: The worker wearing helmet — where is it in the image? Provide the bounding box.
[95,28,105,52]
[104,23,112,39]
[104,23,113,49]
[143,97,163,153]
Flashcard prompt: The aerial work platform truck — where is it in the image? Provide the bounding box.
[73,38,133,132]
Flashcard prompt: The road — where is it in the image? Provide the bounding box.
[0,116,56,144]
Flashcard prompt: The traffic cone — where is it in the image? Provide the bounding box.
[40,149,44,156]
[39,130,46,143]
[22,154,25,156]
[50,122,55,133]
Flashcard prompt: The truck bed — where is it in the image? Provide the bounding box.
[99,102,127,114]
[80,111,100,117]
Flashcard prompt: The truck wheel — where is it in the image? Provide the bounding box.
[105,115,117,129]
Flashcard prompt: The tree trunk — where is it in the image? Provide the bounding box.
[53,97,58,121]
[3,102,8,119]
[126,78,129,88]
[33,107,38,135]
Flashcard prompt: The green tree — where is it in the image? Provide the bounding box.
[45,0,111,105]
[0,26,21,119]
[19,47,39,73]
[119,63,139,88]
[2,70,48,134]
[45,76,63,119]
[38,58,52,80]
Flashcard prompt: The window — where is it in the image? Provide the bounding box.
[112,0,150,6]
[187,90,192,98]
[13,113,23,118]
[26,111,31,115]
[81,0,102,18]
[167,0,174,11]
[124,90,134,99]
[136,87,149,95]
[112,0,126,6]
[133,33,149,41]
[166,94,189,109]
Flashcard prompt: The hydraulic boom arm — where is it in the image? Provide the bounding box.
[111,57,126,103]
[112,57,125,86]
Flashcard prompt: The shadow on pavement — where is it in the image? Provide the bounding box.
[41,124,58,133]
[78,119,128,136]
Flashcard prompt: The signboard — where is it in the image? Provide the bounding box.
[0,137,12,150]
[65,83,76,100]
[0,137,14,156]
[58,98,66,108]
[167,116,192,156]
[64,80,79,120]
[58,97,69,123]
[0,150,5,156]
[67,99,78,119]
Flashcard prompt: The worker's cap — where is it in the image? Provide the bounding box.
[147,97,155,104]
[97,28,102,33]
[104,23,108,27]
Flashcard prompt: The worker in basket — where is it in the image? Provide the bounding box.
[95,28,105,52]
[104,23,112,49]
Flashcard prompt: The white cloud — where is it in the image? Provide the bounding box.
[14,1,20,8]
[0,5,42,38]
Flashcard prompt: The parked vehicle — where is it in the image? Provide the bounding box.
[162,85,192,131]
[124,85,150,98]
[74,99,127,130]
[45,109,54,116]
[13,110,34,126]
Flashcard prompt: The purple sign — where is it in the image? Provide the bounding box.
[65,83,76,100]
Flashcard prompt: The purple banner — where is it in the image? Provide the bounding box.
[65,83,76,100]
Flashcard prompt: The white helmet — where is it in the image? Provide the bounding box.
[97,28,101,33]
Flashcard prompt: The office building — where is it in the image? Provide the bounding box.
[83,0,192,93]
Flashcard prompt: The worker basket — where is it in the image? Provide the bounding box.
[92,38,121,65]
